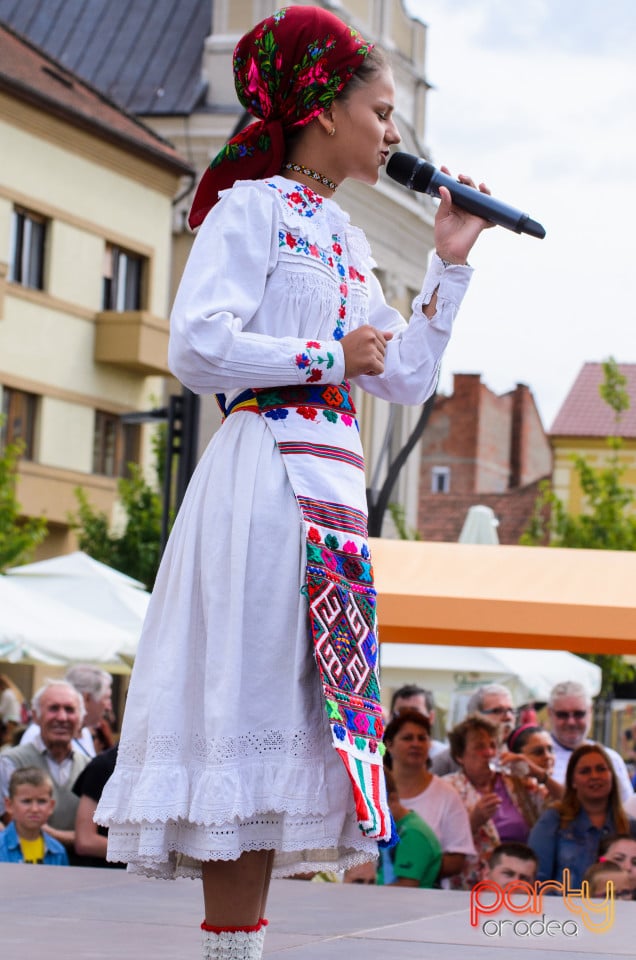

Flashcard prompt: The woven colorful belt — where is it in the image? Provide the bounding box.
[223,389,260,417]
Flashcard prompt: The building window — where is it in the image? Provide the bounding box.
[9,207,47,290]
[1,387,37,459]
[431,466,450,493]
[102,244,145,311]
[93,410,140,477]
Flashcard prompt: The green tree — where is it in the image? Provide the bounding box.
[388,501,421,541]
[521,357,636,692]
[0,429,47,572]
[72,462,163,590]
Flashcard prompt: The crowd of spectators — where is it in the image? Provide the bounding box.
[0,666,120,867]
[353,680,636,898]
[1,669,636,905]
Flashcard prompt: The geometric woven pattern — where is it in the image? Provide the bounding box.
[224,378,394,843]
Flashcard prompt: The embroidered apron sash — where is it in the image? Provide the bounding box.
[219,381,394,844]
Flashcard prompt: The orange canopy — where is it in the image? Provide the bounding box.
[370,539,636,655]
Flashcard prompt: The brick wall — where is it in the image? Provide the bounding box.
[415,374,553,543]
[417,478,548,544]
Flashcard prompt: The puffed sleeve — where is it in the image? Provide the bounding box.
[168,184,345,393]
[353,254,473,405]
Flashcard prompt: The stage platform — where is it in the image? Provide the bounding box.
[1,864,633,959]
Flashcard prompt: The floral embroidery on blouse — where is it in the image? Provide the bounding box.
[280,230,336,271]
[349,265,366,283]
[269,181,368,341]
[268,181,324,217]
[278,227,354,341]
[295,340,335,384]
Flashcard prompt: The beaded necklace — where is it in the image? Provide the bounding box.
[283,162,338,192]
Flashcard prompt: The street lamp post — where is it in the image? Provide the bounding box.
[121,388,200,554]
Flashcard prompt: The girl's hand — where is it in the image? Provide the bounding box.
[434,167,494,264]
[341,325,393,377]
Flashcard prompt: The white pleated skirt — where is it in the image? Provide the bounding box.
[95,412,377,878]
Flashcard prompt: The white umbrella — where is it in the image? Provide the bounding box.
[458,504,500,544]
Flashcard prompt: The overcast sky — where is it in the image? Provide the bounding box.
[402,0,636,428]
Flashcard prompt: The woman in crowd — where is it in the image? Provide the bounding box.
[529,743,636,887]
[503,723,563,801]
[443,715,539,889]
[376,768,442,888]
[383,709,475,882]
[598,832,636,890]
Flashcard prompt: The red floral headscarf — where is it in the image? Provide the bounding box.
[188,5,374,228]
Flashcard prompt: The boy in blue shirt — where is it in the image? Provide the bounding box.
[0,767,68,865]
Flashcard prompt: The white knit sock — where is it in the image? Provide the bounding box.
[201,922,266,959]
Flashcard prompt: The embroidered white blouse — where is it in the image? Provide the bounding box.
[169,176,473,404]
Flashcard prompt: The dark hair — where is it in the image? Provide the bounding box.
[337,45,388,101]
[559,744,629,831]
[383,708,431,745]
[389,684,434,716]
[598,833,636,860]
[488,842,538,870]
[448,715,497,762]
[507,724,545,753]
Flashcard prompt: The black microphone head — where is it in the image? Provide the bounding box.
[385,153,434,193]
[385,152,418,186]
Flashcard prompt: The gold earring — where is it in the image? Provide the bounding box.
[329,127,336,137]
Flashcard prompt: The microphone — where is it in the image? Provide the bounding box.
[386,152,546,239]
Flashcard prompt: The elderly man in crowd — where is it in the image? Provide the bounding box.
[20,664,113,758]
[547,681,633,801]
[0,680,90,859]
[432,683,516,776]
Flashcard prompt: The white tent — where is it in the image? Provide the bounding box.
[0,576,137,665]
[2,552,149,665]
[380,642,602,724]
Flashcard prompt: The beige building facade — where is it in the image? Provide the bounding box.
[0,25,192,556]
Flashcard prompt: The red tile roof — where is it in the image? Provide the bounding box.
[0,23,192,176]
[550,362,636,438]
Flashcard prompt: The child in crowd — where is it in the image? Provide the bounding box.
[0,767,68,865]
[582,860,632,901]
